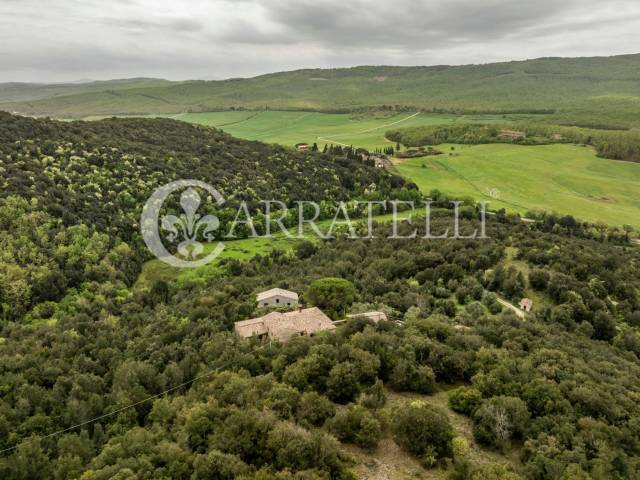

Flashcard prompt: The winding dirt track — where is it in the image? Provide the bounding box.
[497,297,526,319]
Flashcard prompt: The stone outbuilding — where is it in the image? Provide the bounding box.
[347,311,388,323]
[519,298,533,312]
[256,288,298,308]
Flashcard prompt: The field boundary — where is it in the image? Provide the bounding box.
[316,111,421,145]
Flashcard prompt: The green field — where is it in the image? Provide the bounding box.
[393,143,640,228]
[6,55,640,129]
[175,111,640,228]
[174,110,532,151]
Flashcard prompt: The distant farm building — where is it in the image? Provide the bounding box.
[365,154,388,168]
[295,143,309,152]
[234,307,336,343]
[256,288,298,308]
[347,311,388,323]
[519,298,533,312]
[497,130,526,139]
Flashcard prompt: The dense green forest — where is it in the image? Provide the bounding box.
[387,123,640,163]
[3,54,640,128]
[0,112,406,321]
[1,114,640,479]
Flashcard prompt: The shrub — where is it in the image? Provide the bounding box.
[295,240,317,259]
[355,413,383,450]
[267,422,344,474]
[389,359,436,394]
[448,387,483,416]
[522,379,563,417]
[296,392,335,427]
[210,408,276,465]
[326,405,382,450]
[391,401,453,462]
[326,362,361,403]
[615,329,640,357]
[472,396,530,449]
[627,310,640,327]
[357,379,386,409]
[529,269,550,290]
[592,311,616,341]
[266,383,301,419]
[551,304,575,330]
[305,277,356,319]
[192,450,251,480]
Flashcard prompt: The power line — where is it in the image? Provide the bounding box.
[0,344,267,455]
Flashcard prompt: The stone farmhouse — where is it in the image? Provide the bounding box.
[234,307,336,343]
[497,130,526,139]
[256,288,298,308]
[364,153,388,169]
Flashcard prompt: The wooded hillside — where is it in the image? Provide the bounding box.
[1,114,640,479]
[4,54,640,128]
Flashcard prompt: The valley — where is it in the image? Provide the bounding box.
[5,56,640,130]
[170,110,534,151]
[1,47,640,480]
[393,143,640,228]
[161,110,640,229]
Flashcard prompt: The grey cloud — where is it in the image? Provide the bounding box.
[248,0,584,47]
[0,0,638,82]
[99,16,205,33]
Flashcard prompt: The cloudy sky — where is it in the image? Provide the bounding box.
[1,0,639,83]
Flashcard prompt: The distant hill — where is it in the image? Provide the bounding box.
[3,54,640,128]
[0,78,173,103]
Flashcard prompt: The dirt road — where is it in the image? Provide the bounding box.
[497,297,526,319]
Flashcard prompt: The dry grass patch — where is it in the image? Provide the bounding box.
[346,389,522,479]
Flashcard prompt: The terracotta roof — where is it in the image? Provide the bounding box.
[234,317,268,338]
[234,307,335,342]
[347,311,388,322]
[497,130,526,138]
[256,288,299,302]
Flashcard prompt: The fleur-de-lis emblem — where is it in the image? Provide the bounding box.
[161,187,219,259]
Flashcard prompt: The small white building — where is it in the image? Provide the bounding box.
[519,298,533,312]
[256,288,299,308]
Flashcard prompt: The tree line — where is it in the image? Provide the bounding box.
[386,123,640,163]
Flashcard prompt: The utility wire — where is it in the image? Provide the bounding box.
[0,344,267,455]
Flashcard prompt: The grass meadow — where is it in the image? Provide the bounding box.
[174,111,534,151]
[393,143,640,228]
[175,111,640,229]
[132,110,640,233]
